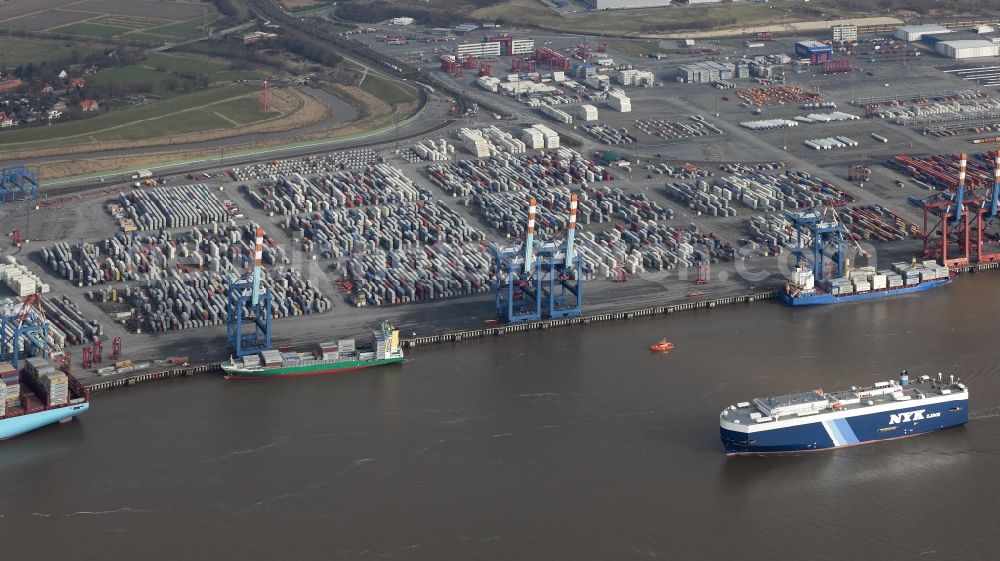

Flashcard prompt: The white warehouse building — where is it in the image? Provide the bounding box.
[936,40,1000,59]
[583,0,682,8]
[894,24,952,42]
[511,39,534,55]
[457,41,501,58]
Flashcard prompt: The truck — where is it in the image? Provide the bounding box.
[125,169,153,181]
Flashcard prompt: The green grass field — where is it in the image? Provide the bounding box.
[360,74,417,106]
[0,39,90,67]
[211,97,277,126]
[90,109,232,141]
[86,65,177,88]
[144,17,215,40]
[0,85,254,147]
[210,69,262,82]
[91,15,168,30]
[145,53,228,75]
[50,22,125,38]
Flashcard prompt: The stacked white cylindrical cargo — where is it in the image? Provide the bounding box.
[577,104,599,121]
[413,139,452,161]
[458,128,492,158]
[0,259,49,296]
[522,127,545,149]
[531,124,560,148]
[477,76,500,92]
[606,90,632,113]
[541,104,573,124]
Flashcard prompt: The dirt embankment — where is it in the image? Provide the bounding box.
[11,87,331,163]
[37,83,422,181]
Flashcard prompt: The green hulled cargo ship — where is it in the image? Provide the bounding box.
[221,323,403,379]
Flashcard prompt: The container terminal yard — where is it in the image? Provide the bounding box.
[4,18,1000,391]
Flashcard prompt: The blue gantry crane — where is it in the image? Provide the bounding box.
[0,295,51,370]
[226,226,272,357]
[0,165,38,206]
[787,208,848,281]
[491,195,583,323]
[491,198,543,323]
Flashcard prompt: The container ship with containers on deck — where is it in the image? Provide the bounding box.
[1,358,89,440]
[720,372,968,455]
[222,322,403,379]
[781,260,951,306]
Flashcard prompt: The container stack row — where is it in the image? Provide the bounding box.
[663,180,738,218]
[425,149,612,197]
[840,205,918,242]
[245,164,426,215]
[286,200,486,258]
[41,223,286,286]
[38,296,103,345]
[227,149,380,181]
[344,244,494,306]
[90,268,330,334]
[116,184,240,230]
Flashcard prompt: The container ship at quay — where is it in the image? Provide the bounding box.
[222,323,403,379]
[781,260,950,306]
[1,358,90,440]
[720,372,968,455]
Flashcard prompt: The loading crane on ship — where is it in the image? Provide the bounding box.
[225,226,272,357]
[0,294,52,370]
[787,208,849,282]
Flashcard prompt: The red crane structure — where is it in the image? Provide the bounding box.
[535,47,569,70]
[911,153,984,267]
[112,336,122,361]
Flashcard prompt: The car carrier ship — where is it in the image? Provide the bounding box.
[222,322,403,379]
[781,260,951,306]
[1,358,90,440]
[720,371,968,455]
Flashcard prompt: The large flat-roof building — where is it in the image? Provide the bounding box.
[832,24,858,42]
[457,41,501,58]
[894,24,952,42]
[936,40,1000,59]
[583,0,678,9]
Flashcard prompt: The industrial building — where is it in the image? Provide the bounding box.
[677,61,735,84]
[794,41,833,63]
[457,41,501,58]
[389,17,414,26]
[894,24,952,42]
[616,69,656,86]
[511,39,534,55]
[582,0,676,8]
[831,24,858,42]
[936,40,1000,59]
[453,23,479,35]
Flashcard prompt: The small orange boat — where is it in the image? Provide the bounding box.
[649,339,675,352]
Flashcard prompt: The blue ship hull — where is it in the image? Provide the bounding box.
[0,403,90,440]
[780,278,950,306]
[721,398,968,455]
